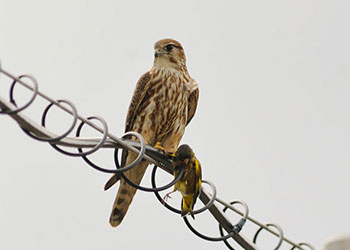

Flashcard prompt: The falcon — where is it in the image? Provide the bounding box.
[105,39,199,227]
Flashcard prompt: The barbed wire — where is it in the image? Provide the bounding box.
[0,61,315,250]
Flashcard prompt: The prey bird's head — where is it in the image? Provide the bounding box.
[175,144,195,165]
[153,39,186,70]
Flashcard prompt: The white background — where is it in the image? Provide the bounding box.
[1,1,349,249]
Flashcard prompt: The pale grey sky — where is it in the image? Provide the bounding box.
[1,1,349,249]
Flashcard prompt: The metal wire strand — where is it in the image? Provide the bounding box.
[252,223,284,250]
[291,242,316,250]
[77,128,145,174]
[218,200,249,234]
[183,196,248,242]
[21,99,78,142]
[8,98,79,143]
[111,132,147,173]
[40,99,78,142]
[49,116,109,157]
[217,200,250,250]
[0,74,38,114]
[219,226,236,250]
[184,215,237,242]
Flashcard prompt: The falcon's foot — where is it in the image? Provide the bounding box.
[154,142,176,158]
[154,142,166,152]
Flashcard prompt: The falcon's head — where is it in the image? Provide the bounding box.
[153,39,186,70]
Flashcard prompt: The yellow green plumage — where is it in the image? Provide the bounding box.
[172,144,202,219]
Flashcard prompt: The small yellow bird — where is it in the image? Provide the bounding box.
[169,144,202,219]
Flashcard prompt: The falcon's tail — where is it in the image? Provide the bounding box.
[109,159,148,227]
[104,174,120,191]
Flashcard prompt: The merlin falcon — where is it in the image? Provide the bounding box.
[105,39,199,227]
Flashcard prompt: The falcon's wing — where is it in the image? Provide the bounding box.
[121,71,153,167]
[124,71,152,133]
[104,71,152,191]
[186,88,199,126]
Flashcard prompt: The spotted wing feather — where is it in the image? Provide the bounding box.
[186,88,199,126]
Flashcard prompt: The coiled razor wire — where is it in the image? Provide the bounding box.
[0,62,316,250]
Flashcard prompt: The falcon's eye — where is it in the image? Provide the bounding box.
[165,44,175,52]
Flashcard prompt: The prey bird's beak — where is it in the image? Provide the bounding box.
[155,50,165,58]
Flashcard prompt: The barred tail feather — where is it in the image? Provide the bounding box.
[109,160,148,227]
[104,174,120,191]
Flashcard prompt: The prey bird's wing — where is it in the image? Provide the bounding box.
[194,158,202,195]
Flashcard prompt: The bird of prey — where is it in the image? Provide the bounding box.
[167,144,202,219]
[105,39,199,227]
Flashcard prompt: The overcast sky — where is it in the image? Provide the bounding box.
[1,1,349,250]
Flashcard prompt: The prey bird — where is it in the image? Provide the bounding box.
[166,144,202,219]
[105,39,199,227]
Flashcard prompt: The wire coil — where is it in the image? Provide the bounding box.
[5,74,39,114]
[0,61,316,250]
[253,223,284,250]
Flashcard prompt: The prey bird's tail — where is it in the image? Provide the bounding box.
[181,195,195,219]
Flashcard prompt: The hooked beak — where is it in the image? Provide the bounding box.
[184,158,189,165]
[154,50,166,58]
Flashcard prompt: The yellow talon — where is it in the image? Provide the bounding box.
[168,152,176,158]
[154,142,166,152]
[154,142,176,158]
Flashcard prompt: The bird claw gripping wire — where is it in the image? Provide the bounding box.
[0,61,316,250]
